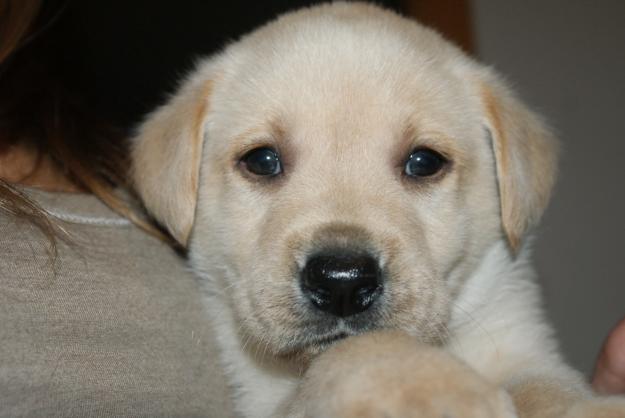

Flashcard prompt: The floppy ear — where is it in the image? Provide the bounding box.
[480,77,559,251]
[131,75,213,246]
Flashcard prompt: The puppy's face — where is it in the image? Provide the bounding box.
[132,4,557,359]
[195,39,500,356]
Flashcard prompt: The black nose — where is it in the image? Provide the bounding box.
[301,253,382,317]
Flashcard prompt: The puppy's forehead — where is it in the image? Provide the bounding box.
[211,7,481,149]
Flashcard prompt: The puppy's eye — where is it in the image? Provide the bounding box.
[404,148,447,177]
[241,147,282,176]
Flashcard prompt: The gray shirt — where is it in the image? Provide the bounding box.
[0,188,232,417]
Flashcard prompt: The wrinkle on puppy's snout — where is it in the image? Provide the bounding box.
[307,223,378,256]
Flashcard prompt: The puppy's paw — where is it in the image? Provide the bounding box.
[295,330,517,418]
[564,397,625,418]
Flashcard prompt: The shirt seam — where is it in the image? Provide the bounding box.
[45,209,132,227]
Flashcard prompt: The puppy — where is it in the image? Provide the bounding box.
[131,3,625,417]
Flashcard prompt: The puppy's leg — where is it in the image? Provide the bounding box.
[564,398,625,418]
[281,331,625,418]
[507,377,625,418]
[283,331,517,418]
[508,377,582,418]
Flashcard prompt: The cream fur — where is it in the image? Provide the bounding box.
[131,3,625,417]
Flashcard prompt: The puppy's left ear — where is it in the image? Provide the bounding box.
[131,75,213,247]
[479,75,559,251]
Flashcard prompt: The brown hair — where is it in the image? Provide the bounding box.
[0,0,164,252]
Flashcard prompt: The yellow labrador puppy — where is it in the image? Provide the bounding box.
[132,3,625,417]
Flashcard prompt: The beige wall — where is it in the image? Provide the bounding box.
[472,0,625,375]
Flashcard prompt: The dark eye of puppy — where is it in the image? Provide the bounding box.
[404,148,447,177]
[241,147,282,176]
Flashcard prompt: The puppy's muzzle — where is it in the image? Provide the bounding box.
[301,252,383,317]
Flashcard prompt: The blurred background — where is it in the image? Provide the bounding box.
[21,0,625,375]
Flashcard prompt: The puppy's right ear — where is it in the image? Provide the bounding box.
[131,76,213,247]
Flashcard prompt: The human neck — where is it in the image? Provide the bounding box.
[0,140,83,193]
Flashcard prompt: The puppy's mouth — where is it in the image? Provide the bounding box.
[277,320,379,358]
[314,331,349,346]
[276,330,353,360]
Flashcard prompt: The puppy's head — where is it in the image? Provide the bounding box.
[132,4,557,359]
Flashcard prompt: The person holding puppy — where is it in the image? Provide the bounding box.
[593,318,625,395]
[0,1,231,416]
